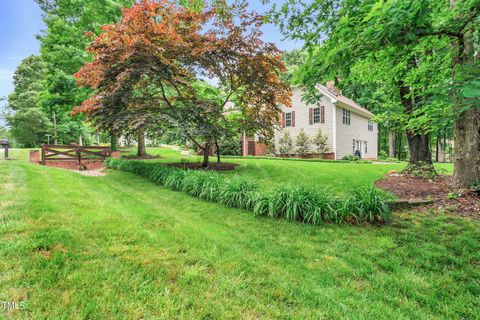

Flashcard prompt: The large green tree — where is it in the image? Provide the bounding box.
[6,56,52,147]
[267,0,479,187]
[34,0,134,145]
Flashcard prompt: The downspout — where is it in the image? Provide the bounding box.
[242,131,247,156]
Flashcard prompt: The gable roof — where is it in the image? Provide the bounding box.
[315,84,375,118]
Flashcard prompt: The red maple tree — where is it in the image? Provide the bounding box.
[74,0,291,165]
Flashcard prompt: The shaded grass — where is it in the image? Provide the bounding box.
[0,159,478,319]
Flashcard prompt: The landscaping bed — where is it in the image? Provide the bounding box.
[376,174,480,219]
[169,162,239,171]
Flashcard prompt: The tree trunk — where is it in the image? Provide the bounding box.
[137,130,147,157]
[388,131,395,158]
[79,134,83,146]
[437,135,446,163]
[215,140,221,163]
[406,132,433,164]
[110,134,118,151]
[202,142,210,168]
[451,22,480,187]
[399,78,434,172]
[453,108,480,187]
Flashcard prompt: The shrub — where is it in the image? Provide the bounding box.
[342,154,360,161]
[295,128,310,157]
[312,128,328,154]
[279,130,293,155]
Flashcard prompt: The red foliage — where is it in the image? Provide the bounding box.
[73,0,291,140]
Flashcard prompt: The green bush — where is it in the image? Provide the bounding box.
[105,158,392,226]
[341,154,360,161]
[269,185,321,221]
[218,176,259,209]
[348,186,393,223]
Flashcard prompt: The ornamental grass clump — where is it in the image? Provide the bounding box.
[268,185,322,221]
[105,159,392,226]
[182,170,222,200]
[348,185,392,223]
[164,170,188,191]
[218,176,259,209]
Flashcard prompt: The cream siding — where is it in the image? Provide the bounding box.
[274,87,335,154]
[335,103,378,159]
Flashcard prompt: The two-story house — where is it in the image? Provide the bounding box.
[241,83,378,160]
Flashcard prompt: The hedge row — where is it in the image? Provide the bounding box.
[105,158,392,225]
[221,155,372,164]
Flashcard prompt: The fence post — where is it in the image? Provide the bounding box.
[41,144,45,165]
[77,146,81,165]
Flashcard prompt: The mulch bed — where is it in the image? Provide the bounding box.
[376,174,480,220]
[169,162,239,171]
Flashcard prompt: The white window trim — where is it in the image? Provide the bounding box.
[342,108,351,125]
[285,112,292,127]
[313,107,321,124]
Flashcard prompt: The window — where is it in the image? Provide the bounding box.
[365,141,368,154]
[313,107,321,123]
[342,109,351,125]
[285,112,292,127]
[368,120,373,131]
[352,139,356,153]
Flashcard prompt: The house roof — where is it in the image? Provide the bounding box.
[315,84,375,118]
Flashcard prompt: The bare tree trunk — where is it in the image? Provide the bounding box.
[202,141,210,168]
[79,134,83,146]
[388,131,395,158]
[399,79,434,172]
[437,135,446,163]
[110,134,118,151]
[452,24,480,187]
[454,108,480,187]
[215,140,221,163]
[137,130,147,157]
[406,131,433,164]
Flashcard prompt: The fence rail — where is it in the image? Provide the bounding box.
[41,144,112,164]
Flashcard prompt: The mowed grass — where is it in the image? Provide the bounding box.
[138,147,452,192]
[0,150,478,319]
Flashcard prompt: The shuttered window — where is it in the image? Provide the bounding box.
[285,112,292,127]
[313,107,321,123]
[368,120,373,131]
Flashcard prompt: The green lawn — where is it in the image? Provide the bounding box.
[1,148,478,319]
[133,147,452,192]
